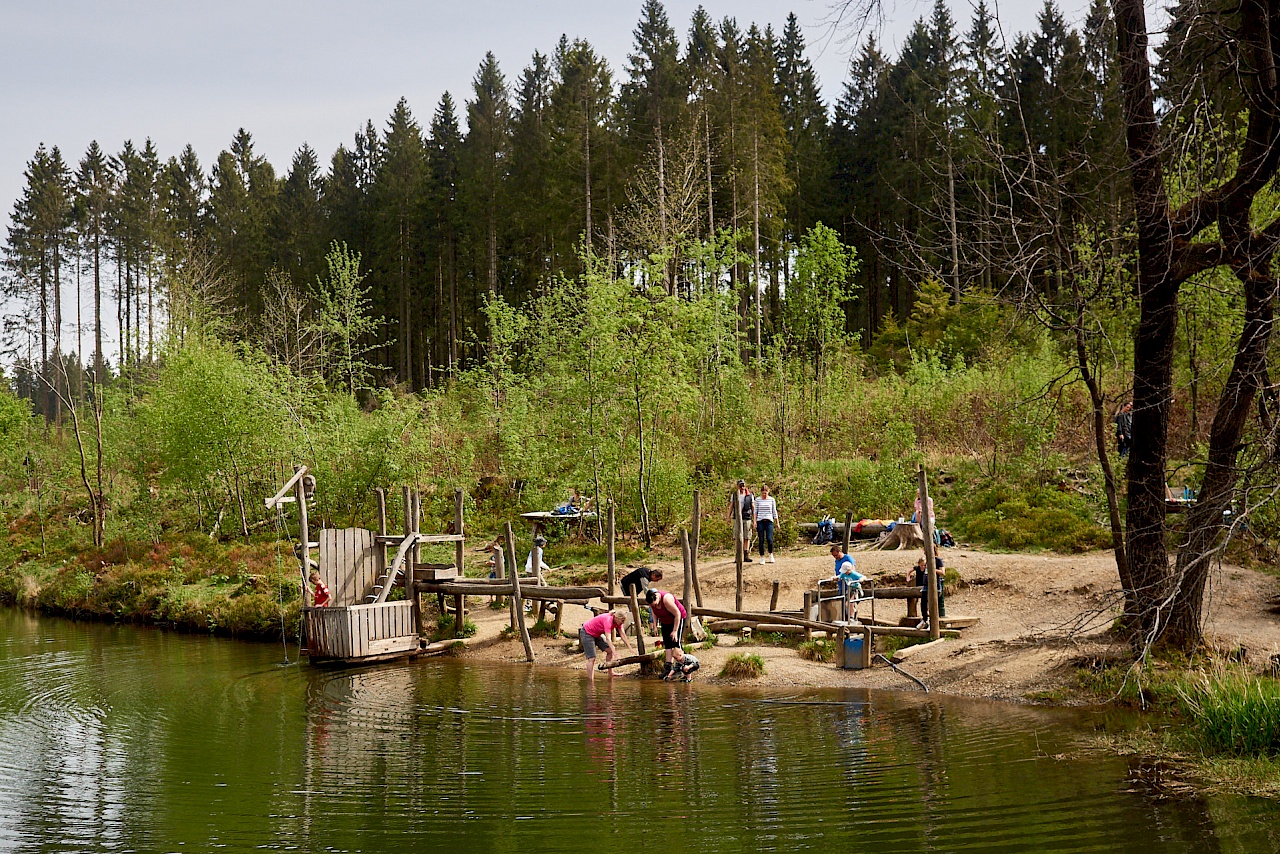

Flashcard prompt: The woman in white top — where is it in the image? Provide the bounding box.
[752,486,779,563]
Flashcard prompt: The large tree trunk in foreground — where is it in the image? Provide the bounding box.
[1113,0,1180,644]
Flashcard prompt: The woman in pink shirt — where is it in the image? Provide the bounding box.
[580,611,630,680]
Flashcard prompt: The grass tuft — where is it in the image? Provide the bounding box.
[1178,667,1280,757]
[798,639,835,662]
[720,652,766,679]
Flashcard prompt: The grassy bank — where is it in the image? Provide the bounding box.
[1074,654,1280,798]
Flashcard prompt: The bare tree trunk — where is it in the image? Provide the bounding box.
[1167,269,1277,645]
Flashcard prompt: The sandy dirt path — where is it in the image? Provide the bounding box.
[452,541,1280,704]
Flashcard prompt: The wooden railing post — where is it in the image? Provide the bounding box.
[734,490,744,611]
[918,466,940,640]
[606,500,616,596]
[691,490,703,607]
[295,465,310,606]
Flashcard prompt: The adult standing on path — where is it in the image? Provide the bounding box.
[1114,401,1133,458]
[645,588,687,674]
[728,480,754,562]
[753,486,779,563]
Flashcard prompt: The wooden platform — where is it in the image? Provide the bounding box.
[303,601,419,662]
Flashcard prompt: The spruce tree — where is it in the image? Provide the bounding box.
[74,142,114,384]
[462,53,512,300]
[373,99,427,388]
[428,94,463,373]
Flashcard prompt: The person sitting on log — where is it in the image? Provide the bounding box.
[308,570,330,607]
[645,588,687,674]
[580,610,630,681]
[664,646,700,682]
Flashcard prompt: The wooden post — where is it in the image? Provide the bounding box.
[506,522,534,662]
[842,510,853,555]
[553,599,565,636]
[918,466,940,641]
[606,500,616,596]
[680,529,693,641]
[802,591,814,642]
[411,488,422,577]
[454,593,465,637]
[733,490,744,611]
[769,579,780,612]
[627,587,648,663]
[294,465,310,606]
[376,488,388,564]
[496,546,516,632]
[691,490,703,607]
[454,488,465,578]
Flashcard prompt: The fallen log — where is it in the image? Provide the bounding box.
[798,521,889,538]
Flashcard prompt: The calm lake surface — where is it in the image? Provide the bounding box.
[1,609,1277,853]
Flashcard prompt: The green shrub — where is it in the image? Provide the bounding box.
[949,482,1110,552]
[433,613,477,640]
[721,652,766,678]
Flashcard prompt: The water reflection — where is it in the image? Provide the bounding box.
[0,609,1276,853]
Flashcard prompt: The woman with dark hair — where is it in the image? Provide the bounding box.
[645,588,687,675]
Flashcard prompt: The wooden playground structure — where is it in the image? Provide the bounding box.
[267,465,975,669]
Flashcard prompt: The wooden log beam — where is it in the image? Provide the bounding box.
[873,586,925,599]
[598,650,663,670]
[691,606,836,633]
[416,582,606,600]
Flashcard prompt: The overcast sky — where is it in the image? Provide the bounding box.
[1,0,1093,240]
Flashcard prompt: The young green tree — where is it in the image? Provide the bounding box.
[312,242,384,395]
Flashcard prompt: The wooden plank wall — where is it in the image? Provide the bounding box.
[304,601,416,659]
[317,528,381,605]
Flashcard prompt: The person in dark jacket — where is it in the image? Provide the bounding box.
[1114,401,1133,458]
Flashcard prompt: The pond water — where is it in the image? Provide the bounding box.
[0,609,1277,853]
